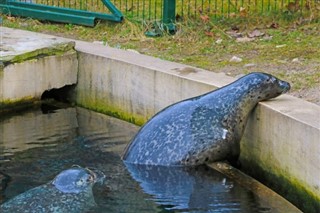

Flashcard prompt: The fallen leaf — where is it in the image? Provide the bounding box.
[229,56,243,63]
[292,58,301,63]
[229,13,237,18]
[231,26,239,31]
[215,39,223,44]
[244,63,256,68]
[205,31,214,37]
[175,14,182,21]
[270,22,279,29]
[262,35,273,41]
[200,15,210,23]
[248,29,265,38]
[236,36,255,43]
[226,30,243,38]
[6,16,16,21]
[239,7,247,17]
[276,44,287,48]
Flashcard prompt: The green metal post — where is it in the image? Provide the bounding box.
[0,0,123,26]
[162,0,176,33]
[101,0,123,20]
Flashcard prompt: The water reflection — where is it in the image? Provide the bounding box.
[0,104,293,212]
[125,163,272,212]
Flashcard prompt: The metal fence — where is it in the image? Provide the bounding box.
[114,0,319,21]
[1,0,319,26]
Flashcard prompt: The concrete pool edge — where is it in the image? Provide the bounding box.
[0,27,78,106]
[1,28,319,212]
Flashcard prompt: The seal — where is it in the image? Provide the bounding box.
[122,72,290,166]
[0,165,105,213]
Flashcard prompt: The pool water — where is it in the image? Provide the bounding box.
[0,104,281,212]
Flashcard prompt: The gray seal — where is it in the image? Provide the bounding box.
[0,166,105,213]
[122,72,290,166]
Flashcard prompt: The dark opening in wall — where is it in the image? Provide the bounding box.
[41,84,76,103]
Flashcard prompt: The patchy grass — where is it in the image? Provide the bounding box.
[1,14,320,104]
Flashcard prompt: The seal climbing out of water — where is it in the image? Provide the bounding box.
[0,166,105,213]
[122,72,290,166]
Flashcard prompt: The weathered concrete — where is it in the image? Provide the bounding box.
[0,27,78,108]
[240,96,320,212]
[74,41,320,212]
[75,41,233,125]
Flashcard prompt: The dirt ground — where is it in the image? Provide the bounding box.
[215,60,320,105]
[2,15,319,106]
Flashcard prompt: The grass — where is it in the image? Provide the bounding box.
[1,11,320,103]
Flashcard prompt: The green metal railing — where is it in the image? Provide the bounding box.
[0,0,123,26]
[113,0,318,20]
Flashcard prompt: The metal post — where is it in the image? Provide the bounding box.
[162,0,176,33]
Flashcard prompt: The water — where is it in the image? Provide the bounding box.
[0,103,280,212]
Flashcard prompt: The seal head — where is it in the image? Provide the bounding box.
[0,166,105,213]
[122,72,290,166]
[52,165,105,193]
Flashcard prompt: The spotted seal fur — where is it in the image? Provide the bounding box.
[122,72,290,166]
[0,166,105,213]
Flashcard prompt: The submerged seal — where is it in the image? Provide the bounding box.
[122,72,290,166]
[0,166,105,213]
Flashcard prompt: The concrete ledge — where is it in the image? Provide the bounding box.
[74,41,320,212]
[0,27,78,110]
[0,28,75,64]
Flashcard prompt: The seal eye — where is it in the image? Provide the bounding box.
[76,178,86,186]
[266,77,276,83]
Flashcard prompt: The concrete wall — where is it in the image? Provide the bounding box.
[0,51,77,105]
[0,27,78,109]
[74,41,320,211]
[240,96,320,211]
[75,41,233,125]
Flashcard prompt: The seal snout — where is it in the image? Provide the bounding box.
[279,80,291,94]
[88,168,106,184]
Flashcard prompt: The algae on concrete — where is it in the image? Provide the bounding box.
[0,28,78,110]
[240,158,320,213]
[1,41,75,65]
[0,27,75,65]
[0,96,39,114]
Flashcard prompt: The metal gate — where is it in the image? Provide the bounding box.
[0,0,124,26]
